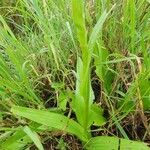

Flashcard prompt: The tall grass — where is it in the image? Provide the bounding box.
[0,0,150,149]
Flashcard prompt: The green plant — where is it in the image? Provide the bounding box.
[1,0,150,149]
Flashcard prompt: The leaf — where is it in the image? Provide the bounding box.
[71,0,88,54]
[51,82,68,111]
[58,91,68,111]
[120,138,150,150]
[0,123,53,150]
[0,131,14,143]
[73,57,94,128]
[91,7,115,93]
[73,57,85,126]
[138,72,150,110]
[0,129,31,150]
[93,42,114,94]
[11,106,88,142]
[88,4,116,50]
[94,44,109,82]
[51,82,64,90]
[88,11,107,50]
[89,104,106,126]
[147,0,150,3]
[23,126,44,150]
[71,0,93,131]
[85,136,150,150]
[0,15,16,39]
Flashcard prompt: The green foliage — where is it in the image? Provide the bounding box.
[0,128,31,150]
[11,106,88,141]
[85,136,150,150]
[71,0,111,132]
[23,126,44,150]
[0,0,150,149]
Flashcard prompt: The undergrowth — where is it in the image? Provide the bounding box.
[0,0,150,149]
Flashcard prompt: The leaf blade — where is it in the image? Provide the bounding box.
[11,106,88,142]
[85,136,150,150]
[23,126,44,150]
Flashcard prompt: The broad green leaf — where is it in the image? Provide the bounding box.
[11,106,88,142]
[71,0,88,58]
[72,0,93,131]
[89,104,106,126]
[23,126,44,150]
[73,57,94,129]
[120,138,150,150]
[73,57,85,126]
[85,136,118,150]
[85,136,150,150]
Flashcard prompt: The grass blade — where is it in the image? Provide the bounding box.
[88,4,116,50]
[23,126,44,150]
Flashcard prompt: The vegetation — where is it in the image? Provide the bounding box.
[0,0,150,149]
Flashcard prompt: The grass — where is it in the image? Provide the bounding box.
[0,0,150,149]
